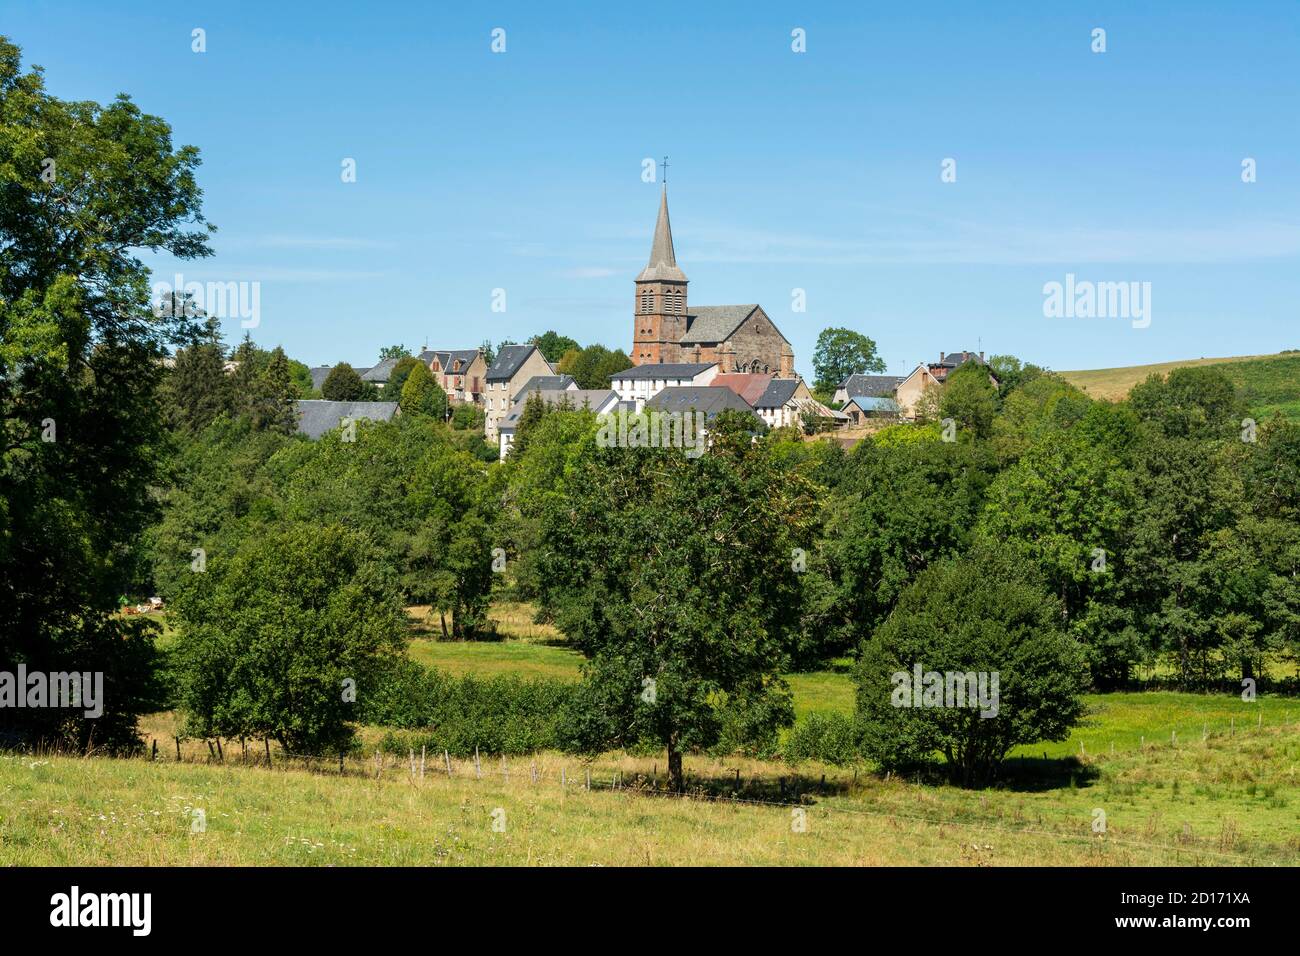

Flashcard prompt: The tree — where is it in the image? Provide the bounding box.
[938,362,998,440]
[529,331,580,364]
[539,416,819,790]
[812,328,885,395]
[385,355,423,399]
[855,557,1087,787]
[557,343,631,389]
[165,315,232,434]
[976,405,1140,686]
[812,439,997,657]
[378,344,410,361]
[986,354,1046,399]
[480,339,496,367]
[321,362,366,401]
[248,346,298,433]
[399,361,448,418]
[171,524,408,754]
[1129,366,1246,442]
[0,37,210,750]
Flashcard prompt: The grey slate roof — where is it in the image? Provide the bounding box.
[610,362,717,381]
[499,389,618,433]
[517,375,575,394]
[308,366,334,392]
[295,400,399,439]
[486,344,542,382]
[754,378,800,409]
[645,386,755,420]
[360,357,399,383]
[839,373,905,397]
[938,351,984,367]
[636,186,687,283]
[422,348,481,373]
[679,305,759,344]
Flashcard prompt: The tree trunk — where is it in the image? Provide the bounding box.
[439,610,448,640]
[667,740,684,793]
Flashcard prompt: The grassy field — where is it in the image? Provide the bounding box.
[1060,351,1300,419]
[3,695,1298,866]
[28,603,1290,866]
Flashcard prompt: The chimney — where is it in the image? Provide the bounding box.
[979,351,984,362]
[939,351,943,363]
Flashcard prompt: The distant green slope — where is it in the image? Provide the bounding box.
[1061,352,1300,420]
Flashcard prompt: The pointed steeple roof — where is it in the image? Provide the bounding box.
[636,185,687,282]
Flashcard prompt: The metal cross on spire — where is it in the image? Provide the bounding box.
[660,155,669,185]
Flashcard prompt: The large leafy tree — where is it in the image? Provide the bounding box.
[171,524,408,754]
[812,327,885,396]
[855,557,1087,787]
[0,37,212,749]
[977,403,1140,686]
[539,412,819,790]
[811,439,998,656]
[1129,366,1247,442]
[556,343,631,389]
[938,362,999,441]
[321,362,365,401]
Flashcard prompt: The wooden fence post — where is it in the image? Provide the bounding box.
[175,737,181,761]
[265,737,271,768]
[151,739,158,761]
[420,746,426,779]
[215,738,223,763]
[475,746,481,779]
[444,750,452,776]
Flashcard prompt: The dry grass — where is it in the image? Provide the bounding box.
[4,704,1296,867]
[1059,353,1278,401]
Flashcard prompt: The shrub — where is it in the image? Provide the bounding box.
[362,658,576,756]
[782,712,862,765]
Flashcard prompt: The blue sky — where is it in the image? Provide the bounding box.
[7,0,1299,378]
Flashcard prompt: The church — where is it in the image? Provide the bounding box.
[631,186,796,377]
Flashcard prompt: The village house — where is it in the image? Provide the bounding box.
[751,377,818,429]
[610,362,719,411]
[833,373,906,407]
[421,348,486,405]
[895,351,996,420]
[483,343,555,440]
[844,395,902,425]
[712,372,820,429]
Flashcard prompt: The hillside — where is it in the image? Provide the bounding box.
[1060,352,1300,419]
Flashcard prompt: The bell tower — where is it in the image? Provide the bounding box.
[632,182,688,364]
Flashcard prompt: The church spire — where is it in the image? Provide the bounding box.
[637,184,687,282]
